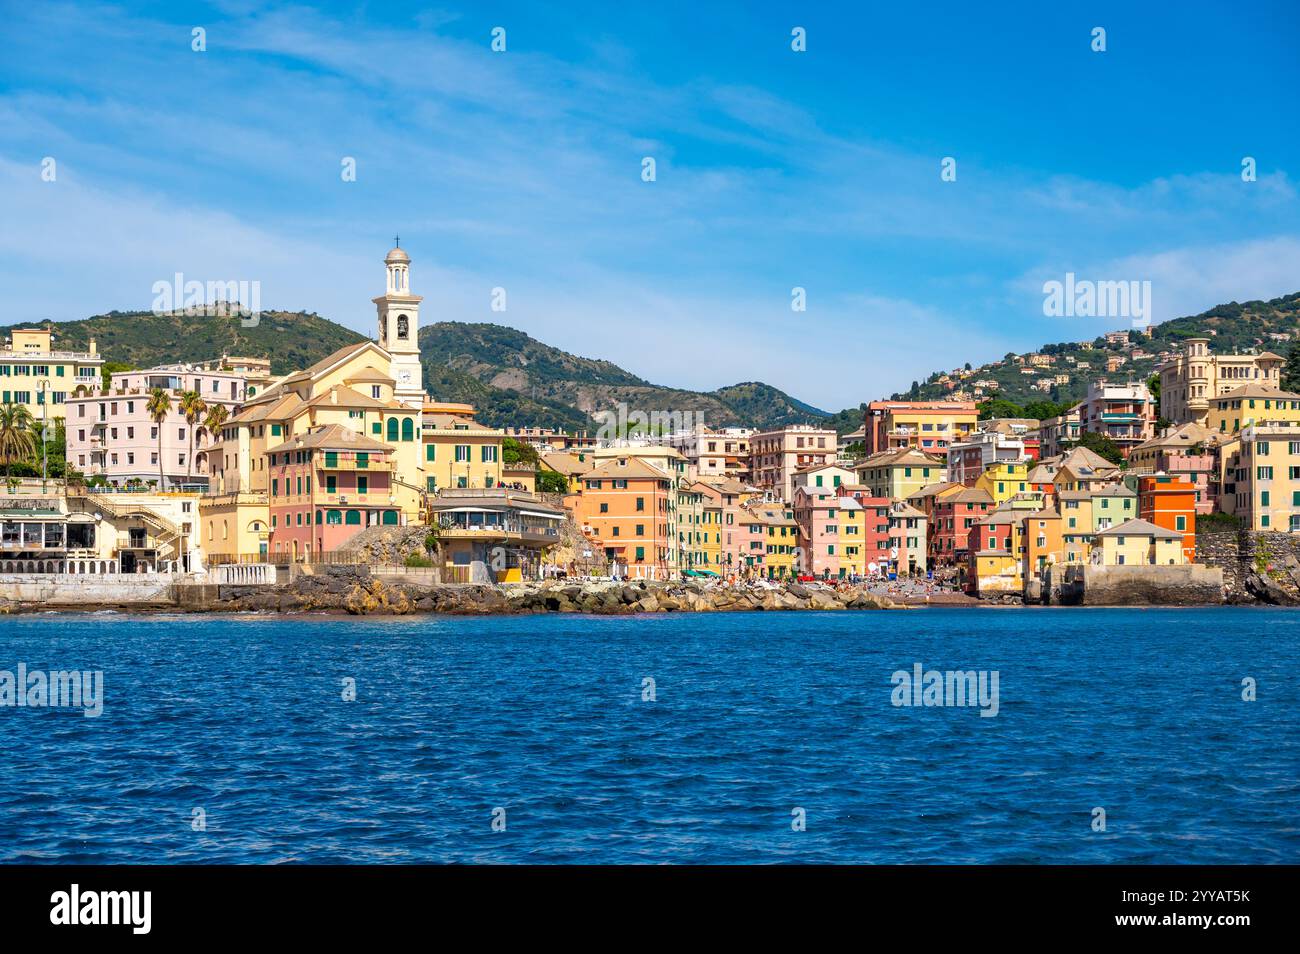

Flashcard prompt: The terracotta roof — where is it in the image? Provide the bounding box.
[1095,517,1182,539]
[585,457,672,481]
[1213,383,1300,402]
[540,452,594,476]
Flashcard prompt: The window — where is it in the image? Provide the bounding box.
[357,476,368,495]
[426,443,436,461]
[1175,516,1186,531]
[402,417,415,442]
[387,417,399,441]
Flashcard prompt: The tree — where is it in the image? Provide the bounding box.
[536,469,569,494]
[1283,340,1300,394]
[978,397,1024,420]
[146,388,173,490]
[502,436,539,467]
[0,403,36,480]
[100,361,134,391]
[178,390,207,487]
[1064,430,1125,466]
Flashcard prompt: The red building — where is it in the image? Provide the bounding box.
[930,487,995,566]
[1138,475,1197,562]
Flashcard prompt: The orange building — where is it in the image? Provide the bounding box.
[1138,475,1197,562]
[568,456,674,579]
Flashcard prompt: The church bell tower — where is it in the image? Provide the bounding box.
[373,240,425,410]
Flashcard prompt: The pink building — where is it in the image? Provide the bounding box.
[266,424,403,561]
[66,364,250,488]
[793,483,839,577]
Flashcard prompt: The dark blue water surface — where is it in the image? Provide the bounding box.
[1,607,1297,864]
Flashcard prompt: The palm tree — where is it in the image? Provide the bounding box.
[200,403,229,487]
[0,403,36,481]
[178,390,207,487]
[146,388,173,490]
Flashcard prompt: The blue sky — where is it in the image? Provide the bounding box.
[2,0,1298,411]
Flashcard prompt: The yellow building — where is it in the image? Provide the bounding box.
[837,496,867,578]
[692,481,724,573]
[974,461,1029,504]
[201,246,430,560]
[1052,445,1121,493]
[1223,420,1300,531]
[1093,518,1185,566]
[1,327,104,419]
[1205,384,1300,436]
[421,401,504,492]
[1057,491,1094,563]
[200,492,270,563]
[853,448,945,500]
[745,502,799,578]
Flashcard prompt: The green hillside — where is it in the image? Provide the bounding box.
[897,291,1300,408]
[419,322,831,430]
[2,310,366,376]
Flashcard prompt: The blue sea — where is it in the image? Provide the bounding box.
[0,607,1296,864]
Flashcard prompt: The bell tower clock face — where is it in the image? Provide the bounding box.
[398,369,412,386]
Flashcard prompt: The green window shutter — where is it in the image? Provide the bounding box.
[387,417,399,441]
[325,451,337,468]
[356,453,368,468]
[345,510,361,525]
[56,366,65,377]
[426,443,435,461]
[372,422,381,435]
[401,417,414,442]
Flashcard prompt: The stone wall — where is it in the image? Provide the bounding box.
[1045,564,1224,606]
[1196,527,1300,604]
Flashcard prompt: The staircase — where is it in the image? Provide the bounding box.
[67,493,186,564]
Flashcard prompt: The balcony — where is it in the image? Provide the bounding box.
[319,455,393,472]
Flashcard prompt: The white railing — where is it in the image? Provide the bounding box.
[211,563,277,585]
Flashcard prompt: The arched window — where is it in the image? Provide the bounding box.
[345,510,361,525]
[387,417,399,441]
[397,314,409,339]
[382,510,399,526]
[401,417,414,442]
[326,510,342,525]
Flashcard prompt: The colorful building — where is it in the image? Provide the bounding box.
[748,425,837,501]
[973,461,1030,504]
[570,456,674,579]
[266,425,401,560]
[1205,384,1300,436]
[854,448,946,500]
[1157,337,1285,426]
[1138,475,1197,562]
[930,487,995,567]
[1093,518,1186,566]
[0,327,103,420]
[421,402,504,492]
[862,399,977,458]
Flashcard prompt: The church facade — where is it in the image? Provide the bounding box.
[200,245,430,561]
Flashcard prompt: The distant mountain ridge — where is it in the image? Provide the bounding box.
[417,321,831,430]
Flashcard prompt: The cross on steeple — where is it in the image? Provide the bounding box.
[394,234,400,248]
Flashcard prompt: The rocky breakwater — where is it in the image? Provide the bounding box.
[503,580,904,614]
[213,569,904,615]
